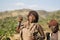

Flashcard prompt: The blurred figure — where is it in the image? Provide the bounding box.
[16,15,23,33]
[47,19,60,40]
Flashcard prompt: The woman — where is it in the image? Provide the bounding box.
[17,11,45,40]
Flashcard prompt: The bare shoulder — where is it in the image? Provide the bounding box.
[24,21,28,24]
[23,21,28,26]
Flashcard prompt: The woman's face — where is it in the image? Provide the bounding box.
[28,14,35,23]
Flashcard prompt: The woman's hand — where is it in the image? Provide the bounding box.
[17,16,23,22]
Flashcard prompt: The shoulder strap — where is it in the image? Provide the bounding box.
[29,23,37,31]
[29,23,36,31]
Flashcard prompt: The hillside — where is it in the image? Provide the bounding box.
[0,9,48,19]
[0,9,60,21]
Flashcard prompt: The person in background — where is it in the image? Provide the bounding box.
[16,15,23,33]
[46,19,60,40]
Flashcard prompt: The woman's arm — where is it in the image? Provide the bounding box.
[16,16,23,33]
[16,22,21,33]
[37,25,45,39]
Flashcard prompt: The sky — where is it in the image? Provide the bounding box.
[0,0,60,11]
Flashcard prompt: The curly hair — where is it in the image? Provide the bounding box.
[48,19,59,30]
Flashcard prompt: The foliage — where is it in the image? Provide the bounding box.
[0,17,17,40]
